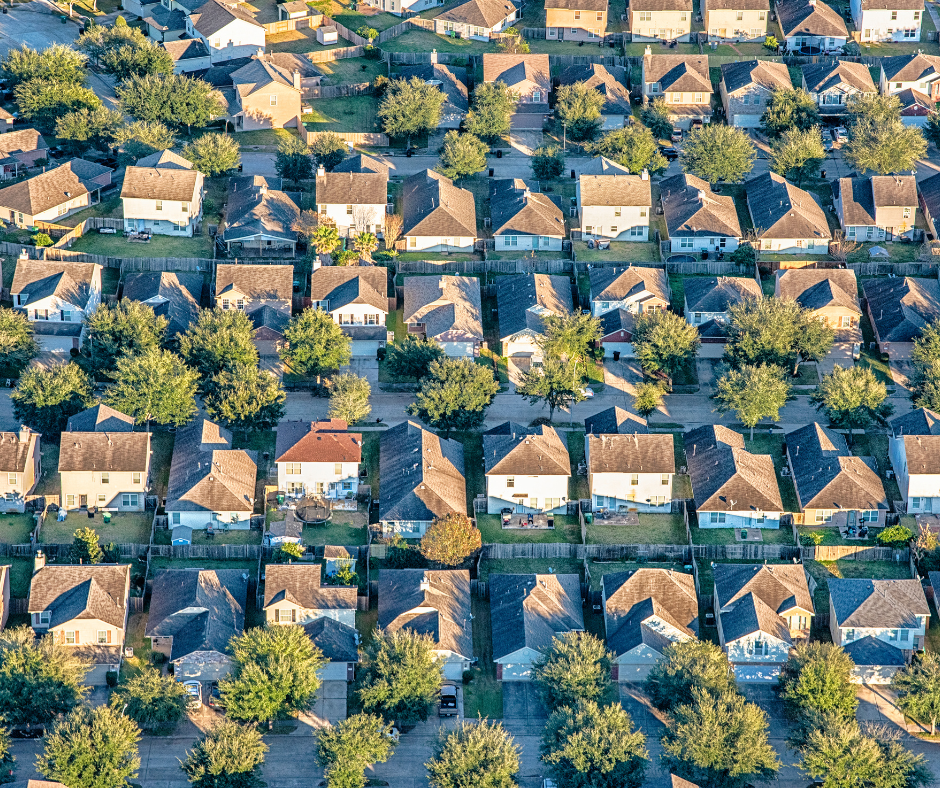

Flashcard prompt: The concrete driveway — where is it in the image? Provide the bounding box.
[501,682,547,728]
[508,131,544,157]
[344,357,378,386]
[0,5,79,57]
[306,680,347,726]
[240,152,278,177]
[603,358,644,396]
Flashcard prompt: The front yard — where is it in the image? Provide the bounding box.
[41,511,153,545]
[69,232,215,259]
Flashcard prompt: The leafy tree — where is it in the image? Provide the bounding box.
[110,668,188,728]
[844,117,926,175]
[278,543,304,562]
[643,640,734,713]
[533,632,611,708]
[36,705,140,788]
[713,363,790,439]
[437,130,488,180]
[182,720,267,788]
[386,337,445,383]
[11,363,95,435]
[317,713,396,788]
[76,23,145,66]
[105,349,198,427]
[532,145,565,180]
[632,310,699,382]
[877,523,915,549]
[55,106,123,155]
[334,249,359,266]
[0,728,14,784]
[517,357,585,422]
[730,240,757,266]
[419,513,482,567]
[846,92,903,126]
[356,25,379,43]
[113,120,177,161]
[555,82,605,142]
[811,364,892,443]
[760,87,821,137]
[633,381,664,418]
[116,73,224,132]
[924,111,940,150]
[541,700,648,788]
[329,372,372,425]
[275,135,313,186]
[182,132,241,176]
[102,39,174,80]
[379,77,446,143]
[358,629,443,724]
[310,223,342,256]
[496,27,530,53]
[32,233,52,248]
[427,719,520,788]
[541,310,602,370]
[770,126,826,184]
[71,526,104,564]
[220,625,325,723]
[179,308,259,387]
[778,643,857,737]
[279,309,352,380]
[203,366,286,432]
[353,231,379,262]
[80,300,168,379]
[641,98,673,140]
[587,124,668,175]
[911,321,940,408]
[892,653,940,735]
[15,79,101,131]
[464,81,518,143]
[1,44,86,88]
[310,131,348,172]
[0,307,38,374]
[408,357,499,436]
[680,124,755,184]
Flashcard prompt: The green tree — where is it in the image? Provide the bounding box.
[427,719,520,788]
[179,308,259,387]
[846,92,903,126]
[110,668,189,729]
[182,720,267,788]
[182,132,241,176]
[328,372,372,425]
[714,363,790,439]
[275,135,313,186]
[55,106,123,155]
[587,124,668,175]
[358,629,443,724]
[80,300,168,379]
[516,357,585,422]
[532,145,565,180]
[105,349,198,427]
[496,27,530,53]
[0,728,14,784]
[310,131,349,172]
[680,124,756,184]
[533,632,611,709]
[419,513,482,567]
[555,82,605,142]
[279,309,352,380]
[892,653,940,735]
[316,713,396,788]
[408,356,499,436]
[0,307,38,374]
[71,526,104,564]
[36,705,140,788]
[379,77,446,144]
[632,310,699,382]
[643,640,734,713]
[760,87,821,138]
[925,111,940,150]
[356,25,379,43]
[770,126,826,185]
[278,542,304,562]
[464,81,518,143]
[113,120,177,161]
[541,700,648,788]
[811,364,892,444]
[76,24,145,66]
[1,44,86,88]
[911,321,940,408]
[633,381,664,418]
[11,363,95,435]
[14,79,101,131]
[731,240,757,266]
[641,98,673,140]
[203,366,286,432]
[437,131,488,180]
[877,523,915,549]
[102,39,174,80]
[116,73,224,132]
[844,117,927,175]
[778,643,858,738]
[353,231,379,262]
[541,310,602,370]
[310,223,341,256]
[385,336,445,384]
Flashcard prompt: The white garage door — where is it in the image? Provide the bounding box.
[318,661,350,682]
[440,342,473,358]
[603,341,633,359]
[617,662,655,681]
[499,663,532,681]
[350,340,381,358]
[733,664,781,683]
[733,114,763,128]
[443,661,465,680]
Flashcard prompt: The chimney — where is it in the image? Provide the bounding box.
[259,184,267,195]
[34,550,45,574]
[293,69,301,90]
[430,48,438,64]
[524,187,531,200]
[641,169,649,181]
[644,45,652,56]
[317,165,325,177]
[256,47,264,58]
[18,426,29,444]
[420,573,430,591]
[697,189,706,202]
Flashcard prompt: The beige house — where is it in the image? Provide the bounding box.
[59,431,151,512]
[545,0,608,41]
[315,168,388,237]
[720,59,792,127]
[746,172,832,254]
[630,0,693,41]
[704,0,769,38]
[482,53,551,128]
[230,56,303,131]
[642,50,713,127]
[402,170,477,252]
[263,563,356,627]
[0,427,40,513]
[775,268,861,360]
[0,159,113,227]
[121,152,204,237]
[834,175,918,242]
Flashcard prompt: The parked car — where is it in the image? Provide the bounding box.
[182,680,202,710]
[659,146,680,161]
[207,682,224,709]
[580,386,595,399]
[439,684,458,717]
[670,128,682,143]
[832,127,848,144]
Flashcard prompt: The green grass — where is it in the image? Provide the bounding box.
[857,310,894,386]
[798,526,879,546]
[691,525,795,545]
[119,612,154,683]
[586,513,687,545]
[476,514,581,544]
[380,29,494,53]
[744,432,800,513]
[69,232,214,259]
[574,241,660,263]
[567,430,589,503]
[235,129,299,148]
[41,511,152,545]
[331,6,401,30]
[101,267,120,296]
[33,443,60,496]
[463,594,501,718]
[362,432,380,500]
[722,184,755,233]
[792,364,819,385]
[356,605,379,648]
[478,557,583,581]
[454,431,483,511]
[303,96,383,133]
[316,57,387,86]
[805,559,913,615]
[150,431,175,504]
[153,527,263,546]
[5,557,34,598]
[148,557,259,575]
[0,513,37,545]
[303,510,368,546]
[846,241,920,265]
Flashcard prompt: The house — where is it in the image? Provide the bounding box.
[482,54,551,129]
[263,563,356,629]
[579,156,632,176]
[895,86,937,126]
[585,406,649,435]
[630,0,693,41]
[775,268,861,359]
[165,418,257,534]
[586,433,675,512]
[67,404,134,433]
[880,52,940,99]
[786,422,889,527]
[851,0,923,42]
[399,63,469,129]
[121,271,204,337]
[714,563,814,681]
[378,421,465,537]
[403,275,483,357]
[29,557,131,684]
[309,266,390,357]
[185,0,266,64]
[834,175,918,242]
[220,176,300,256]
[660,173,742,254]
[333,152,391,177]
[0,159,112,228]
[0,427,40,514]
[402,170,476,253]
[0,129,49,180]
[746,172,832,254]
[545,0,608,41]
[683,276,761,327]
[589,266,669,318]
[215,262,293,356]
[490,179,566,252]
[490,573,584,680]
[685,425,784,528]
[641,50,713,127]
[146,567,248,682]
[557,64,630,129]
[163,38,213,73]
[719,60,791,127]
[379,569,472,679]
[597,308,638,359]
[775,0,849,51]
[495,272,572,365]
[484,421,570,514]
[58,431,151,512]
[578,173,652,241]
[11,261,103,355]
[802,60,878,116]
[434,0,517,40]
[889,408,940,513]
[315,168,387,237]
[229,56,302,131]
[865,277,940,360]
[145,1,187,41]
[274,420,362,499]
[304,616,360,681]
[703,0,770,40]
[919,172,940,238]
[602,568,698,680]
[121,156,204,237]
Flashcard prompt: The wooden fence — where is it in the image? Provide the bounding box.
[304,82,373,99]
[261,12,321,33]
[377,17,433,42]
[326,17,369,46]
[307,45,365,62]
[300,128,389,146]
[52,216,124,250]
[396,258,573,275]
[848,262,938,276]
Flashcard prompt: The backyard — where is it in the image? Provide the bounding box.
[69,232,215,259]
[586,513,687,545]
[303,510,368,546]
[379,28,490,53]
[574,241,661,263]
[304,96,384,133]
[268,27,353,53]
[41,511,153,546]
[476,514,581,544]
[0,514,36,545]
[313,57,387,86]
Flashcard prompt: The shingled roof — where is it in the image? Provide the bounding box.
[403,275,483,343]
[215,263,293,306]
[437,0,516,27]
[643,53,710,92]
[482,53,550,92]
[802,60,876,94]
[829,578,929,629]
[747,172,831,242]
[121,271,203,336]
[837,175,917,228]
[557,63,630,113]
[587,433,674,475]
[584,406,649,435]
[776,0,848,38]
[0,160,108,217]
[864,277,940,345]
[490,180,565,238]
[263,564,357,611]
[890,407,940,437]
[402,170,476,239]
[0,129,48,158]
[580,173,651,207]
[58,432,150,473]
[303,616,360,662]
[122,164,201,202]
[67,404,135,433]
[776,268,860,314]
[332,152,391,177]
[29,564,130,629]
[490,573,583,659]
[683,276,761,313]
[0,429,38,474]
[11,261,99,310]
[589,265,669,304]
[715,563,813,642]
[721,59,790,94]
[221,181,300,245]
[484,422,570,476]
[842,635,905,667]
[881,52,940,83]
[189,0,263,35]
[309,266,388,313]
[275,420,362,464]
[495,273,573,340]
[893,434,940,476]
[660,174,741,240]
[315,170,387,206]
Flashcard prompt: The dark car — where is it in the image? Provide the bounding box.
[439,684,458,717]
[207,682,224,709]
[659,146,679,161]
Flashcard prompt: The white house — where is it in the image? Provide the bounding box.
[578,172,652,241]
[834,175,918,242]
[586,433,675,512]
[185,0,266,64]
[162,39,213,73]
[0,426,40,514]
[59,432,151,512]
[309,266,389,358]
[829,578,929,657]
[851,0,923,42]
[490,179,565,252]
[746,172,832,254]
[403,275,484,358]
[880,52,940,99]
[641,50,713,128]
[888,408,940,513]
[434,0,517,39]
[484,422,570,514]
[274,420,362,500]
[660,173,742,254]
[683,276,762,327]
[263,564,356,628]
[775,0,849,51]
[801,60,878,116]
[402,170,476,253]
[315,168,388,237]
[121,152,204,236]
[589,266,670,317]
[495,273,573,362]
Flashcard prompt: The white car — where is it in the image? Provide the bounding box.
[182,681,202,709]
[832,127,848,144]
[580,387,595,399]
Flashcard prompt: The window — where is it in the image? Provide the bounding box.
[343,481,353,491]
[270,94,277,106]
[694,92,703,102]
[651,496,667,506]
[97,630,109,644]
[815,510,833,523]
[595,495,606,508]
[890,629,900,641]
[98,495,105,503]
[736,10,743,19]
[680,238,693,249]
[840,315,852,328]
[532,90,542,102]
[346,204,353,215]
[638,10,651,20]
[845,628,855,641]
[759,10,766,19]
[315,482,324,495]
[913,497,923,509]
[630,474,639,485]
[904,207,911,219]
[596,11,602,19]
[334,463,343,475]
[680,11,687,19]
[286,463,301,475]
[101,472,109,484]
[661,474,670,485]
[64,632,76,645]
[915,10,920,18]
[507,476,515,488]
[585,226,593,235]
[172,512,180,524]
[610,226,618,235]
[61,310,70,321]
[860,509,879,522]
[710,512,726,524]
[156,200,163,211]
[409,237,416,248]
[222,299,230,309]
[505,235,518,246]
[6,474,14,486]
[614,207,621,216]
[892,10,897,18]
[671,92,681,103]
[66,494,75,507]
[366,314,379,325]
[630,226,644,237]
[123,494,139,508]
[277,608,296,623]
[38,611,50,626]
[749,638,765,656]
[574,9,580,17]
[896,82,902,88]
[182,202,189,213]
[901,629,910,641]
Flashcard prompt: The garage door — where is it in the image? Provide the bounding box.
[350,340,380,358]
[616,662,654,681]
[318,661,349,682]
[443,661,465,680]
[733,664,781,683]
[734,114,763,128]
[498,662,532,681]
[603,341,633,359]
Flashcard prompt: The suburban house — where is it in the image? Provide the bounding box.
[333,152,391,177]
[586,433,675,512]
[309,266,390,358]
[490,573,584,680]
[851,0,923,42]
[589,266,669,318]
[402,170,477,253]
[29,558,131,684]
[303,616,360,681]
[775,268,861,359]
[162,38,212,73]
[263,564,356,629]
[378,421,465,537]
[714,563,814,682]
[660,173,742,253]
[146,567,249,682]
[185,0,266,64]
[629,0,693,41]
[895,86,937,126]
[703,0,769,40]
[602,568,698,680]
[0,129,50,179]
[215,262,293,356]
[879,52,940,98]
[434,0,517,39]
[641,50,713,127]
[685,425,784,529]
[165,418,258,535]
[121,271,204,337]
[0,427,40,514]
[545,0,608,40]
[865,277,940,360]
[228,56,302,131]
[220,176,300,256]
[919,172,940,238]
[121,155,204,236]
[557,64,630,128]
[775,0,849,51]
[578,172,652,241]
[843,635,908,684]
[315,168,388,237]
[495,273,573,364]
[67,404,134,433]
[0,159,112,227]
[399,63,469,128]
[585,406,649,435]
[58,431,151,512]
[719,60,791,127]
[482,53,551,129]
[747,172,832,254]
[490,179,566,252]
[786,422,889,527]
[145,0,187,43]
[403,274,484,357]
[801,60,877,116]
[683,276,761,327]
[483,421,570,514]
[11,261,103,355]
[580,156,631,176]
[889,408,940,514]
[379,569,472,680]
[834,175,918,242]
[274,420,362,500]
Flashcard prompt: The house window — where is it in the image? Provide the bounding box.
[507,476,515,488]
[710,512,726,524]
[122,494,139,507]
[614,207,621,216]
[630,474,639,485]
[890,629,900,640]
[532,90,542,102]
[671,93,681,103]
[815,510,833,523]
[334,463,343,475]
[66,494,75,507]
[736,10,743,19]
[840,315,852,328]
[270,95,278,106]
[98,495,105,503]
[172,512,180,524]
[680,238,693,249]
[595,495,606,508]
[638,11,651,20]
[346,205,353,215]
[6,474,14,485]
[366,314,379,325]
[408,237,416,248]
[506,236,518,246]
[61,310,71,321]
[913,497,923,509]
[596,11,602,19]
[901,629,910,641]
[680,11,687,19]
[133,472,141,484]
[574,9,580,18]
[860,509,879,522]
[661,474,670,485]
[545,498,560,510]
[343,481,353,491]
[38,611,50,626]
[694,92,703,102]
[915,10,921,18]
[904,207,912,219]
[156,200,163,211]
[892,10,897,18]
[630,226,644,237]
[759,10,766,19]
[182,203,189,213]
[101,472,109,484]
[845,628,855,641]
[97,630,109,644]
[64,632,76,645]
[286,463,301,475]
[610,226,618,235]
[277,608,296,623]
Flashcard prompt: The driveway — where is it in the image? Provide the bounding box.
[603,358,644,396]
[508,131,544,157]
[306,680,347,727]
[0,5,79,57]
[501,682,547,730]
[344,357,378,387]
[240,152,278,177]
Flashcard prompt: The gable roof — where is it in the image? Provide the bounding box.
[715,562,814,615]
[587,433,674,475]
[161,38,211,63]
[315,171,387,206]
[403,274,483,342]
[546,0,607,8]
[138,150,194,171]
[67,404,135,433]
[683,276,761,312]
[332,152,391,177]
[482,53,551,92]
[864,277,940,345]
[802,60,876,94]
[837,175,917,228]
[897,434,940,476]
[580,174,652,208]
[776,0,848,38]
[632,0,691,11]
[0,429,37,474]
[220,181,300,244]
[842,634,906,666]
[438,0,516,27]
[589,265,669,303]
[403,170,476,239]
[721,591,793,643]
[122,165,201,202]
[230,57,297,96]
[721,59,790,94]
[121,271,203,336]
[889,407,940,437]
[671,778,701,788]
[495,273,573,340]
[0,160,107,217]
[29,564,130,629]
[11,261,99,309]
[275,420,362,464]
[857,0,922,9]
[490,180,565,238]
[189,0,263,35]
[660,173,742,240]
[309,266,387,313]
[579,156,631,176]
[747,172,831,242]
[399,64,469,127]
[303,616,360,662]
[58,432,150,473]
[263,564,356,610]
[881,53,940,83]
[0,129,48,158]
[643,54,710,92]
[557,63,630,113]
[215,263,293,305]
[584,406,649,435]
[484,422,570,476]
[829,578,929,629]
[776,268,860,313]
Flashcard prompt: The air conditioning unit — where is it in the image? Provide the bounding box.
[780,466,791,476]
[621,13,626,20]
[569,207,578,217]
[679,466,687,474]
[483,217,492,227]
[386,203,394,214]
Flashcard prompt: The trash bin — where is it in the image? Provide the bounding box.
[584,513,594,524]
[277,493,285,505]
[103,512,111,524]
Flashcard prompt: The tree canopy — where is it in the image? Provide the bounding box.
[182,132,241,176]
[632,310,700,381]
[587,124,668,175]
[532,145,565,180]
[55,105,122,155]
[2,44,86,88]
[385,336,445,384]
[407,357,499,436]
[80,300,168,379]
[517,357,585,422]
[71,526,104,564]
[437,131,488,180]
[892,652,940,735]
[770,126,826,184]
[419,513,481,567]
[555,82,605,142]
[778,643,858,741]
[911,321,940,410]
[328,372,372,425]
[640,98,673,140]
[358,629,443,724]
[310,131,349,172]
[101,39,174,80]
[680,124,756,184]
[532,632,612,709]
[15,79,101,131]
[713,364,790,439]
[760,87,821,137]
[316,713,396,788]
[116,73,224,131]
[464,81,518,142]
[811,364,892,442]
[113,120,177,161]
[11,363,95,436]
[203,366,286,432]
[541,311,602,368]
[279,309,352,380]
[0,308,38,374]
[180,307,260,386]
[426,719,520,788]
[379,77,446,142]
[110,668,189,729]
[183,720,268,788]
[844,116,926,175]
[104,349,198,426]
[643,640,734,713]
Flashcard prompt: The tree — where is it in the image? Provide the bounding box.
[182,720,267,788]
[11,363,95,436]
[71,526,104,564]
[464,81,518,143]
[587,124,668,175]
[379,77,446,143]
[316,713,396,788]
[893,653,940,735]
[925,111,940,150]
[385,533,428,569]
[680,124,756,185]
[353,231,379,262]
[310,223,342,256]
[113,120,177,161]
[760,87,821,138]
[541,700,648,788]
[220,625,325,723]
[660,688,780,788]
[275,135,313,186]
[182,132,241,176]
[846,92,903,127]
[358,629,443,724]
[532,145,565,180]
[55,106,122,155]
[0,308,38,374]
[427,719,519,788]
[518,358,586,422]
[419,513,481,567]
[102,39,174,80]
[14,79,101,131]
[279,309,352,380]
[76,23,145,66]
[408,357,499,436]
[844,118,926,175]
[116,73,224,132]
[437,131,488,180]
[633,382,664,418]
[310,131,348,172]
[643,640,734,713]
[80,300,168,379]
[278,542,304,562]
[555,82,605,142]
[829,236,862,264]
[533,632,611,708]
[811,364,892,443]
[496,27,530,53]
[105,349,198,427]
[384,214,403,250]
[32,233,53,248]
[770,126,826,185]
[179,308,259,387]
[203,366,286,432]
[0,728,14,784]
[329,373,372,425]
[632,310,699,382]
[541,310,602,370]
[778,643,858,736]
[356,25,379,43]
[36,705,140,788]
[110,668,188,729]
[386,336,445,383]
[713,364,790,439]
[641,98,673,140]
[1,44,86,88]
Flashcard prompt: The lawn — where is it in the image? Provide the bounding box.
[268,27,352,53]
[327,1,402,31]
[476,514,581,544]
[303,96,383,134]
[574,241,661,263]
[303,510,368,546]
[857,310,894,386]
[797,526,879,547]
[454,431,484,508]
[691,525,795,545]
[5,557,34,598]
[0,513,36,545]
[478,557,584,581]
[846,242,920,265]
[59,196,122,228]
[463,594,502,718]
[587,513,687,545]
[805,559,913,616]
[153,527,263,546]
[235,129,299,148]
[33,443,60,496]
[361,432,380,499]
[743,432,801,513]
[69,232,215,259]
[150,431,175,503]
[380,28,492,53]
[148,557,259,576]
[120,612,154,683]
[568,430,589,503]
[41,511,153,546]
[315,57,387,86]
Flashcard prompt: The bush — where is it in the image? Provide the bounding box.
[105,670,119,688]
[878,524,914,549]
[32,232,53,247]
[364,45,382,60]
